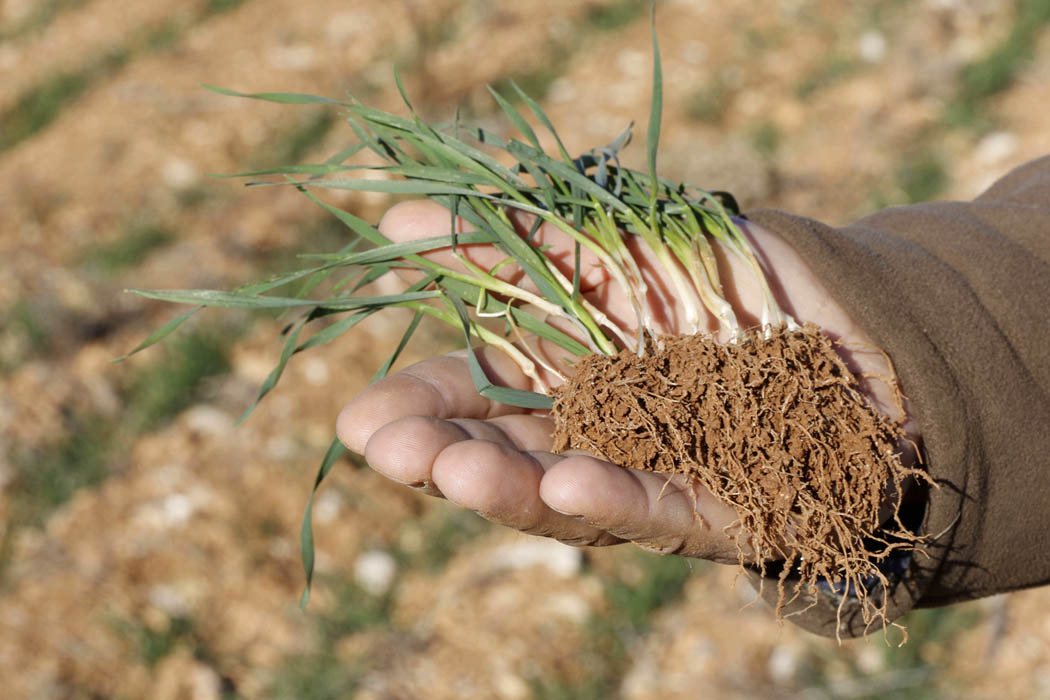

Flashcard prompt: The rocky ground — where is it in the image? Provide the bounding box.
[2,0,1050,697]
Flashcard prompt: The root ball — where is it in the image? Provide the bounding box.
[550,324,928,631]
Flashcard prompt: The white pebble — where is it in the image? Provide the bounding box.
[163,493,195,526]
[149,584,190,616]
[975,131,1018,165]
[313,490,343,525]
[616,49,647,77]
[486,538,583,578]
[681,40,708,65]
[183,405,234,437]
[266,44,316,71]
[767,644,800,682]
[548,78,576,104]
[858,31,887,64]
[354,550,397,596]
[301,357,330,386]
[162,158,198,189]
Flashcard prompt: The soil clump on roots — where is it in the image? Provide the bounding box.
[550,324,928,633]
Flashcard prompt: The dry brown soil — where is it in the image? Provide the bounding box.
[2,0,1050,698]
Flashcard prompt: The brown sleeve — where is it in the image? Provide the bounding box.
[744,155,1050,639]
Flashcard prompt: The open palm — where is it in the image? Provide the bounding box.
[337,200,914,564]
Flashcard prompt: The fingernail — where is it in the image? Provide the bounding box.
[551,507,586,521]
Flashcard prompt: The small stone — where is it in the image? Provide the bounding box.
[548,78,576,104]
[188,665,224,700]
[0,45,19,70]
[265,435,298,460]
[767,644,800,682]
[681,40,708,65]
[493,670,529,700]
[266,45,316,71]
[354,550,397,596]
[544,592,591,623]
[162,158,198,189]
[858,31,887,64]
[149,585,190,617]
[485,538,583,578]
[183,405,234,437]
[621,657,660,699]
[301,357,329,386]
[327,11,375,44]
[162,493,195,526]
[855,643,884,674]
[616,49,647,77]
[313,490,343,525]
[269,538,294,560]
[975,131,1018,166]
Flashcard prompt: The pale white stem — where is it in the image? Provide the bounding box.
[472,324,549,392]
[546,262,636,352]
[505,302,567,383]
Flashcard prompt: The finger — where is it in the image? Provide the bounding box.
[431,439,623,546]
[539,456,746,564]
[363,415,465,497]
[364,414,622,546]
[361,414,554,495]
[449,415,556,452]
[360,405,554,487]
[336,345,533,455]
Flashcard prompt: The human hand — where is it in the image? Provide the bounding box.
[336,200,917,563]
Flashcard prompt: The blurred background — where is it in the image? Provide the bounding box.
[1,0,1049,697]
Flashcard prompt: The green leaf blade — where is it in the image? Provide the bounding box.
[203,84,346,106]
[113,306,201,362]
[299,437,347,609]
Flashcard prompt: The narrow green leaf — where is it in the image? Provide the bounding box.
[112,306,200,362]
[371,310,423,383]
[488,85,541,150]
[446,295,553,410]
[525,215,544,243]
[210,163,362,179]
[343,113,386,162]
[457,197,571,313]
[349,264,394,293]
[237,320,306,425]
[129,288,439,310]
[507,141,629,213]
[505,140,558,211]
[298,188,391,247]
[296,309,372,352]
[456,124,510,151]
[393,67,414,113]
[250,177,489,198]
[324,141,368,166]
[646,2,663,203]
[513,82,573,163]
[299,273,439,352]
[438,277,587,355]
[572,239,582,299]
[236,266,326,295]
[447,293,496,393]
[348,102,528,189]
[450,193,460,253]
[203,84,346,106]
[479,384,553,410]
[381,164,496,186]
[299,231,494,265]
[513,310,590,357]
[299,437,347,609]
